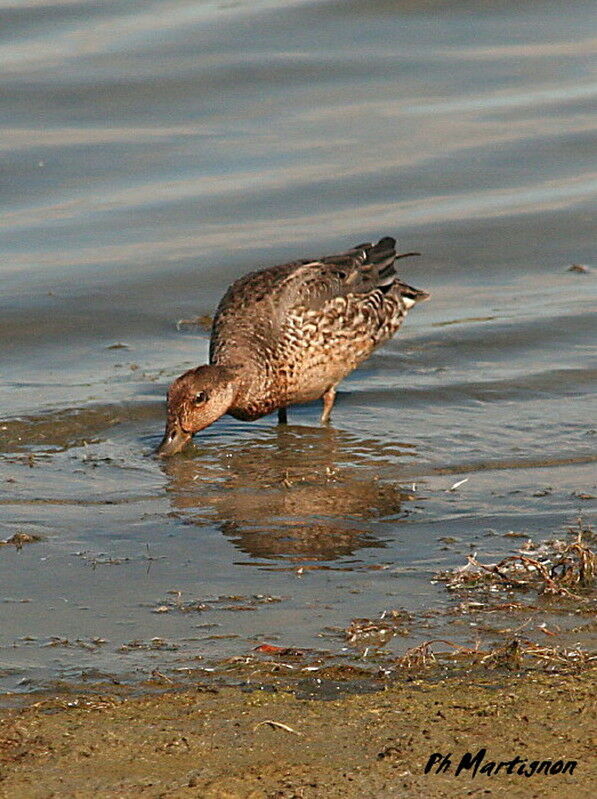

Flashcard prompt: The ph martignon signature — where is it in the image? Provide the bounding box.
[425,748,578,778]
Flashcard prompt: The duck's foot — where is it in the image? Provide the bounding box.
[278,407,288,425]
[320,386,336,424]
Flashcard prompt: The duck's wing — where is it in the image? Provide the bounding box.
[210,237,424,360]
[277,236,419,311]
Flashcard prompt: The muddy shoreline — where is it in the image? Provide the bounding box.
[1,665,594,799]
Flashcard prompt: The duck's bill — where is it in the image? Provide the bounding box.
[156,424,192,457]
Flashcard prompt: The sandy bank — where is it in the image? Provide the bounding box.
[0,669,594,798]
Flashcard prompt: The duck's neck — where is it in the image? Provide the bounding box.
[212,357,267,411]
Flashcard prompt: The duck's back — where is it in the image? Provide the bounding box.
[210,238,427,415]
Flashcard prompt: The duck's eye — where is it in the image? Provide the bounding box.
[194,391,208,404]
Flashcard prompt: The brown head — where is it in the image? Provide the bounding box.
[156,364,240,457]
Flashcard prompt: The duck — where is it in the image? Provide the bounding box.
[157,236,429,456]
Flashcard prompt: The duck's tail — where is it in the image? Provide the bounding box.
[355,237,429,303]
[395,279,430,307]
[360,236,400,275]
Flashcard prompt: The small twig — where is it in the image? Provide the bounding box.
[151,670,174,684]
[253,720,302,736]
[413,638,481,654]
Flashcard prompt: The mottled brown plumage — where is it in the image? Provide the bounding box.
[157,237,429,456]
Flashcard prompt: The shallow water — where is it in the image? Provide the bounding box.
[0,0,595,692]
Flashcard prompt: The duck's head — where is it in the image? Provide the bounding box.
[157,364,239,457]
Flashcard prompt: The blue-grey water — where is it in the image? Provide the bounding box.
[0,0,595,692]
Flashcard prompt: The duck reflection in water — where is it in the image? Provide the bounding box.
[158,425,417,563]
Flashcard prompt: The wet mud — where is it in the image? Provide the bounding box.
[0,668,594,799]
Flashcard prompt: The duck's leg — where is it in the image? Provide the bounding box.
[321,386,336,424]
[278,407,288,425]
